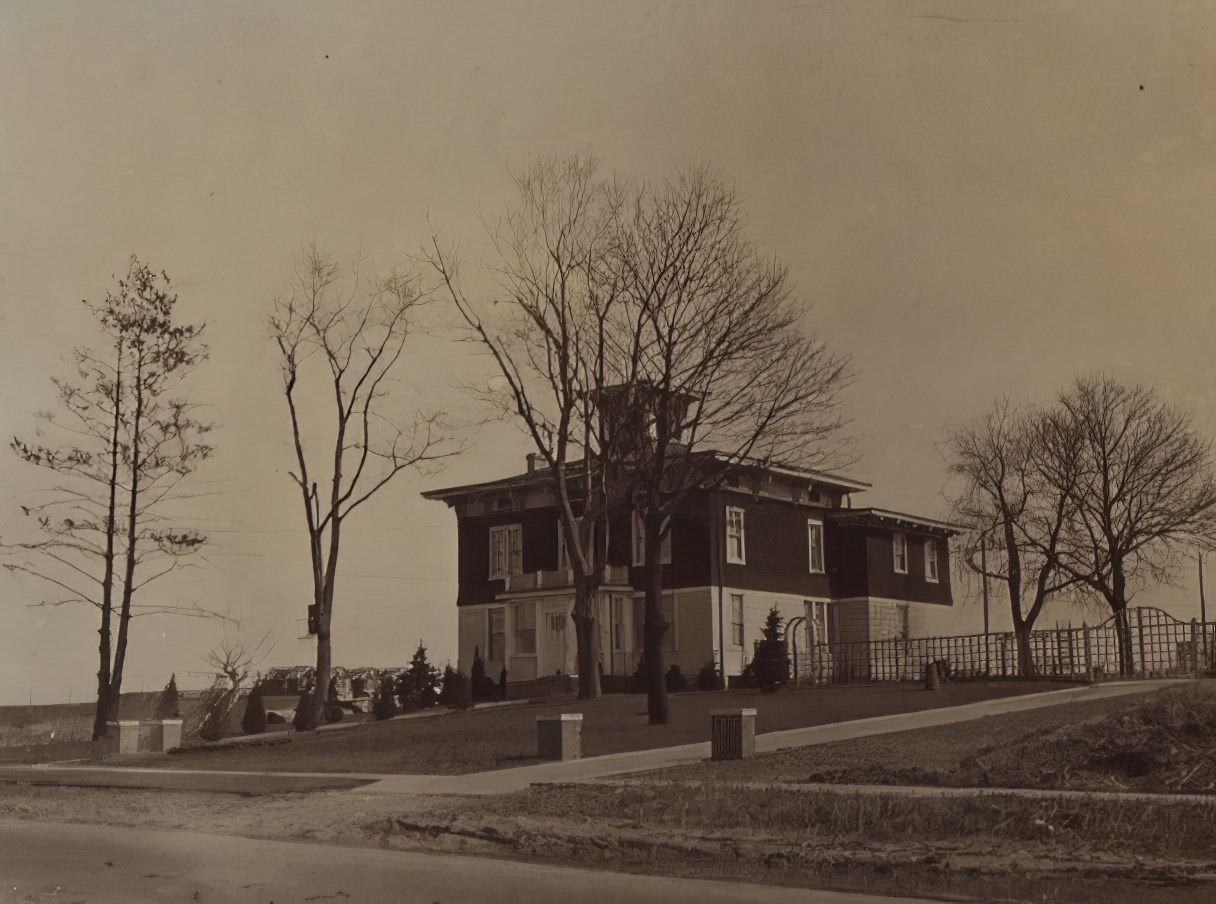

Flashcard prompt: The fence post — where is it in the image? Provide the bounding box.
[1191,619,1200,674]
[1083,624,1093,681]
[1135,608,1147,676]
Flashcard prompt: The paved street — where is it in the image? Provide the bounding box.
[0,821,944,904]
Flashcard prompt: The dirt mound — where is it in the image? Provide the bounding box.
[964,683,1216,793]
[802,683,1216,795]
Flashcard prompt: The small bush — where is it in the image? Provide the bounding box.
[324,677,344,724]
[398,641,441,712]
[242,685,267,735]
[438,665,469,708]
[749,606,790,692]
[697,663,722,691]
[373,675,398,721]
[292,688,314,732]
[665,664,688,693]
[155,674,181,719]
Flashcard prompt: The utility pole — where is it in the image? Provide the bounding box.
[1200,553,1209,669]
[981,540,990,635]
[981,535,991,676]
[1201,553,1208,626]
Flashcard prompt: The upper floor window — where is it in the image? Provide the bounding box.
[807,519,825,573]
[924,539,939,583]
[489,524,523,580]
[892,532,909,574]
[726,506,746,564]
[632,510,671,566]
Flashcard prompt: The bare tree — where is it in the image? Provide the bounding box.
[1045,375,1216,673]
[270,243,461,730]
[7,258,215,739]
[609,166,851,723]
[426,154,626,699]
[430,160,848,720]
[945,399,1085,676]
[195,630,274,741]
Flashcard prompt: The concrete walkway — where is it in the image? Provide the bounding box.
[0,678,1184,797]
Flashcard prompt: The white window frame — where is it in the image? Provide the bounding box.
[514,603,537,654]
[892,532,909,574]
[726,506,746,565]
[632,509,670,566]
[489,524,523,580]
[488,607,506,662]
[924,539,939,583]
[730,593,744,646]
[807,519,825,574]
[612,595,628,652]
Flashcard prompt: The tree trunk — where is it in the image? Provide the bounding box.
[107,350,146,725]
[93,621,111,741]
[572,576,603,699]
[643,515,668,725]
[572,611,602,699]
[1013,621,1037,678]
[92,338,125,741]
[308,525,341,731]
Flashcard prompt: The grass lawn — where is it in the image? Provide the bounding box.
[658,680,1216,796]
[3,681,1213,903]
[106,678,1079,774]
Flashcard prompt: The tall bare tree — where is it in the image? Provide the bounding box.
[270,243,460,730]
[1046,375,1216,673]
[609,166,851,724]
[8,258,214,739]
[426,154,626,699]
[431,160,848,720]
[945,399,1084,676]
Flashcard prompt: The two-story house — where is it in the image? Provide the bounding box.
[422,454,958,688]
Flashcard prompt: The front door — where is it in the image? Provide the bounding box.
[542,602,571,676]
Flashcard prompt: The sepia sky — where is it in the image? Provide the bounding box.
[2,0,1215,704]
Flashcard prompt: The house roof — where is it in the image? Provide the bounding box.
[827,507,963,536]
[420,451,871,504]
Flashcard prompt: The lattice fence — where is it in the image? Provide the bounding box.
[791,607,1216,686]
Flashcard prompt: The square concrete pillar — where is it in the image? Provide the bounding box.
[107,720,142,755]
[710,708,756,760]
[138,721,162,753]
[537,713,582,760]
[161,719,183,751]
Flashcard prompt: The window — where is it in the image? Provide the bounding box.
[807,519,825,573]
[924,539,939,583]
[726,506,746,564]
[731,593,744,646]
[489,524,523,580]
[514,604,537,654]
[612,596,628,651]
[808,600,835,645]
[489,607,506,662]
[892,532,908,574]
[632,510,671,566]
[632,594,676,651]
[898,604,910,640]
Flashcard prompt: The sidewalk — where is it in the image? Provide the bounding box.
[0,679,1188,796]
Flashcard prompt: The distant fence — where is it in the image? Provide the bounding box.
[791,606,1216,686]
